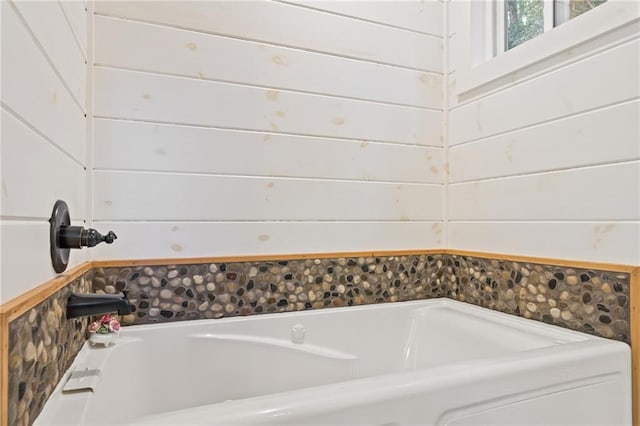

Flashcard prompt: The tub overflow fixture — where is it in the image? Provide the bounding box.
[49,200,118,273]
[291,324,306,344]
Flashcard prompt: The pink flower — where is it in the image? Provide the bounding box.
[89,321,100,333]
[109,319,121,332]
[100,314,113,324]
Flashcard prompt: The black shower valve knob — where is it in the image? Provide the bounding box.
[103,231,118,244]
[60,226,118,249]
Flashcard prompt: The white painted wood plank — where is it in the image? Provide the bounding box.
[93,0,443,72]
[285,0,444,36]
[94,16,443,110]
[449,162,640,221]
[450,39,640,144]
[448,221,640,265]
[1,109,86,219]
[91,221,445,260]
[1,2,86,163]
[59,0,87,58]
[93,119,445,184]
[448,72,459,108]
[93,171,443,221]
[93,68,443,147]
[0,221,87,304]
[449,101,640,183]
[12,0,87,109]
[448,32,464,73]
[448,0,469,37]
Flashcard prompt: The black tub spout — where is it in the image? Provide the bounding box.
[67,292,131,319]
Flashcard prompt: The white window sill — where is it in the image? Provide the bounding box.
[456,0,640,98]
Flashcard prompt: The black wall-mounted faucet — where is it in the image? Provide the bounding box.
[67,292,132,319]
[49,200,118,273]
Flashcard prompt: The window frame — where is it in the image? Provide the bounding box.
[497,0,582,54]
[455,0,639,97]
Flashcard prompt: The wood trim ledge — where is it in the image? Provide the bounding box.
[91,249,636,272]
[0,262,93,322]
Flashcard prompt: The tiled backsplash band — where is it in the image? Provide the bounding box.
[93,255,445,325]
[446,255,630,343]
[3,252,635,426]
[92,254,632,343]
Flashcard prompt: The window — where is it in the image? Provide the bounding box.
[496,0,608,52]
[458,0,636,96]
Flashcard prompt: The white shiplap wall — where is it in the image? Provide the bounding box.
[91,0,446,260]
[5,0,634,304]
[447,1,640,265]
[0,0,89,303]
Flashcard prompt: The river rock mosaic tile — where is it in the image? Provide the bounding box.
[91,254,632,343]
[7,270,93,426]
[93,255,445,325]
[445,255,631,343]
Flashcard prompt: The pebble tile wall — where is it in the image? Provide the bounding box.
[92,255,446,325]
[445,254,631,343]
[93,254,631,343]
[7,270,93,426]
[5,253,633,426]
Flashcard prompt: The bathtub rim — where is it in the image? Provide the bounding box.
[117,298,610,346]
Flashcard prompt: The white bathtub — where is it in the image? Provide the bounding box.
[37,299,631,425]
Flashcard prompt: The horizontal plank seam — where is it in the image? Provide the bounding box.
[92,12,442,74]
[449,158,640,185]
[92,116,444,149]
[0,103,86,169]
[93,64,443,111]
[9,1,87,114]
[449,96,640,147]
[57,0,88,61]
[448,219,640,224]
[92,117,444,149]
[274,0,444,38]
[96,125,444,151]
[93,168,445,186]
[0,217,87,222]
[0,215,86,226]
[89,219,446,224]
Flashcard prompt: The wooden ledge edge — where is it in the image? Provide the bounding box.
[92,250,639,272]
[0,262,93,322]
[91,249,444,268]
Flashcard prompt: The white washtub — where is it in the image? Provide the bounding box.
[37,299,631,425]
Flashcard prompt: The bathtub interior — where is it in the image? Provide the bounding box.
[40,300,593,425]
